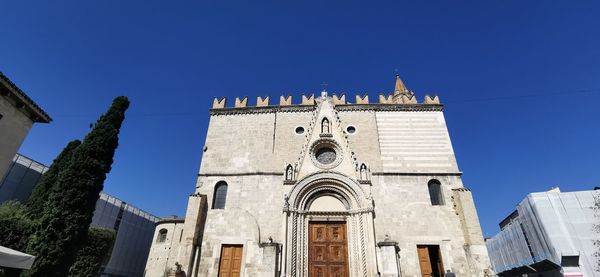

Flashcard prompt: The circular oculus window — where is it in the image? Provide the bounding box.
[295,126,305,135]
[310,139,343,169]
[315,147,337,164]
[346,126,356,134]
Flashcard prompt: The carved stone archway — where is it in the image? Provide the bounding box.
[283,172,377,277]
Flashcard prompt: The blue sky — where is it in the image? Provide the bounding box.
[1,1,599,237]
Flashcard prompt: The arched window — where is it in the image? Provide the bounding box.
[213,181,228,209]
[321,118,330,134]
[428,179,444,206]
[157,228,168,243]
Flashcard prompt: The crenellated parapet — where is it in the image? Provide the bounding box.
[332,94,346,105]
[423,95,440,104]
[379,94,393,104]
[211,93,441,109]
[210,74,442,111]
[301,94,315,105]
[257,96,269,107]
[280,95,292,106]
[355,94,369,104]
[235,96,248,108]
[212,97,226,109]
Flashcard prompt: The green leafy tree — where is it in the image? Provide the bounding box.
[26,140,81,219]
[68,227,116,277]
[0,201,34,252]
[24,96,129,277]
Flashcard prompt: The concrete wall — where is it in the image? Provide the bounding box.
[0,96,33,179]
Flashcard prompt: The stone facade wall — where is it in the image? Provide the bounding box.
[199,111,315,175]
[0,96,33,179]
[147,94,491,277]
[374,111,458,173]
[195,175,285,276]
[145,221,185,277]
[336,110,382,172]
[372,175,472,276]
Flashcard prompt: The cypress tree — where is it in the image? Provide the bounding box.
[68,227,116,277]
[26,139,81,219]
[24,96,129,277]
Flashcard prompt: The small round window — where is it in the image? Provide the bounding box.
[295,127,305,135]
[315,147,337,164]
[309,139,343,169]
[346,126,356,134]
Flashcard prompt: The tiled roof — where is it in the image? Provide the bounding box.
[0,71,52,123]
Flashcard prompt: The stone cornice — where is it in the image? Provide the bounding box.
[371,172,463,176]
[210,105,316,116]
[198,171,461,177]
[209,103,443,115]
[198,172,284,176]
[377,240,399,247]
[156,218,185,225]
[335,103,443,112]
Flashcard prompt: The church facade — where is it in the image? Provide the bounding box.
[145,76,492,277]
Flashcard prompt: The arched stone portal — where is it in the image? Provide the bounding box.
[283,172,377,277]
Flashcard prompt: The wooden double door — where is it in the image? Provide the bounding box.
[308,222,349,277]
[218,245,243,277]
[417,245,444,277]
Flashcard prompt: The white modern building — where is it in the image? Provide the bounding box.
[486,187,599,277]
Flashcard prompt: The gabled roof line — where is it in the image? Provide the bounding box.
[0,71,52,123]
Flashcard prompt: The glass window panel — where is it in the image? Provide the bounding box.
[213,182,228,209]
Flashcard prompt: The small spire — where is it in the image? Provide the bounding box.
[394,74,409,94]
